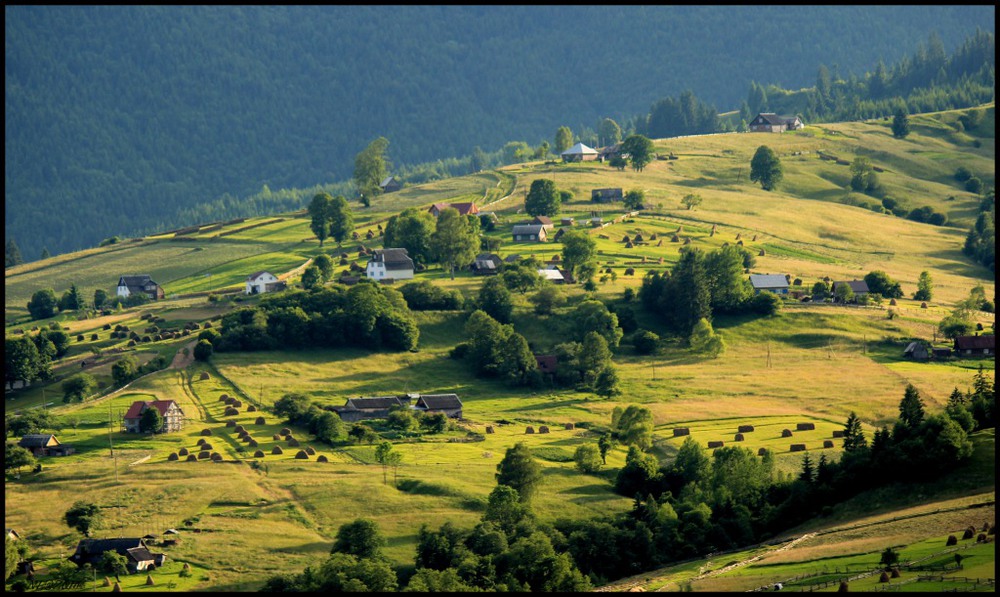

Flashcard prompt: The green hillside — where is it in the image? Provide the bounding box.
[4,108,994,592]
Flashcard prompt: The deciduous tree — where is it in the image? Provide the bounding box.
[496,442,543,503]
[560,230,597,284]
[26,288,58,320]
[430,208,479,280]
[354,137,391,206]
[64,501,102,536]
[621,134,654,172]
[554,126,574,154]
[524,179,561,217]
[750,145,783,191]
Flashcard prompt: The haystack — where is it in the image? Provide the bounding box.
[621,235,631,243]
[758,448,768,456]
[210,453,222,462]
[178,447,189,456]
[625,240,634,249]
[525,426,535,434]
[271,446,284,455]
[232,400,243,408]
[200,443,213,451]
[656,240,663,247]
[889,298,897,306]
[832,430,845,438]
[224,407,239,416]
[280,428,292,436]
[707,441,724,449]
[247,405,257,412]
[199,372,210,381]
[305,446,316,455]
[294,450,309,459]
[920,302,928,309]
[790,444,806,452]
[234,425,246,434]
[198,451,210,460]
[112,582,122,592]
[196,438,207,446]
[317,455,329,463]
[734,433,745,442]
[103,577,112,587]
[273,434,282,441]
[838,581,848,592]
[759,249,766,256]
[673,428,690,437]
[738,425,755,433]
[796,422,816,431]
[255,417,266,425]
[879,572,889,583]
[823,440,835,448]
[220,394,230,401]
[538,426,550,434]
[564,423,575,430]
[485,425,494,434]
[168,453,179,461]
[287,437,300,447]
[253,450,265,458]
[781,429,793,438]
[963,527,975,539]
[946,535,958,546]
[226,420,236,427]
[248,439,259,447]
[890,569,900,578]
[200,428,212,436]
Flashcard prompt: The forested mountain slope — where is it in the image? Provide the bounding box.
[4,6,994,259]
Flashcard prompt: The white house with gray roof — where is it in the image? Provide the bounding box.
[749,274,789,295]
[366,248,414,281]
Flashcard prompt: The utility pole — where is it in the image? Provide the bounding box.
[766,342,772,369]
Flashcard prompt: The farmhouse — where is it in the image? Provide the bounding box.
[903,341,930,361]
[749,112,804,132]
[17,434,74,457]
[245,271,287,295]
[561,217,575,226]
[379,176,402,193]
[428,202,480,217]
[512,224,547,242]
[537,267,565,284]
[953,334,994,356]
[531,215,555,230]
[413,394,463,418]
[116,275,164,300]
[123,400,185,433]
[561,142,599,162]
[749,274,790,295]
[332,395,412,422]
[365,248,414,281]
[832,280,870,302]
[473,253,502,275]
[592,188,624,203]
[70,538,165,573]
[597,143,623,161]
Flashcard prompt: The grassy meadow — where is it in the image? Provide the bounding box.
[4,106,994,591]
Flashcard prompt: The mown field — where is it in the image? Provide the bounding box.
[4,107,994,592]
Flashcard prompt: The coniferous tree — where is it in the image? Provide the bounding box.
[842,411,868,452]
[5,239,24,268]
[664,248,711,335]
[891,107,910,138]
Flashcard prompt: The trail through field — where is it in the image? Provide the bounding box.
[662,532,818,591]
[170,340,198,370]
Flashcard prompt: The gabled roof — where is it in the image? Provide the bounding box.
[749,274,789,289]
[512,224,546,235]
[72,538,146,562]
[123,400,182,421]
[119,275,153,287]
[450,202,479,216]
[753,113,801,125]
[833,280,870,294]
[954,335,995,350]
[414,394,462,410]
[532,216,553,225]
[538,269,564,281]
[18,434,59,448]
[504,254,522,263]
[369,248,414,271]
[429,202,450,213]
[561,142,598,156]
[125,546,157,563]
[247,271,275,281]
[380,176,397,187]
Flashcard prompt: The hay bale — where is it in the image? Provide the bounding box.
[220,394,230,401]
[186,454,198,462]
[232,400,243,408]
[734,433,745,442]
[485,425,494,434]
[305,446,316,455]
[247,405,257,412]
[977,533,987,542]
[525,426,535,434]
[179,447,189,456]
[234,425,246,433]
[273,434,282,441]
[211,452,222,461]
[963,527,975,539]
[538,425,550,434]
[226,420,236,427]
[738,425,755,433]
[673,428,690,437]
[103,577,112,587]
[255,417,266,425]
[759,249,766,256]
[272,446,284,455]
[200,443,213,450]
[200,428,213,436]
[790,444,806,452]
[294,450,309,459]
[781,429,793,438]
[946,535,958,546]
[317,455,329,463]
[889,298,897,306]
[832,430,845,438]
[670,234,680,242]
[823,440,835,448]
[199,372,210,381]
[758,448,768,456]
[879,572,889,583]
[198,451,211,460]
[280,428,292,436]
[196,438,206,446]
[707,441,724,449]
[920,302,928,309]
[168,453,179,461]
[248,439,259,447]
[564,423,575,430]
[112,581,122,592]
[287,438,300,447]
[796,422,815,431]
[224,407,239,416]
[890,568,900,578]
[254,450,265,458]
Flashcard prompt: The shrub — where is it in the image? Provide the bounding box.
[632,329,660,355]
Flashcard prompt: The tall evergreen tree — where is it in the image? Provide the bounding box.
[665,248,711,334]
[897,384,926,429]
[842,411,868,452]
[891,107,910,138]
[5,239,24,268]
[554,126,574,154]
[798,453,814,483]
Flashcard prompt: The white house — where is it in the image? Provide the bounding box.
[366,248,414,281]
[245,271,285,295]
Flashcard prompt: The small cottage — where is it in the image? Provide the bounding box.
[245,271,286,295]
[379,176,402,193]
[749,274,790,295]
[413,394,463,419]
[366,248,414,281]
[954,334,995,356]
[116,275,164,300]
[560,217,575,226]
[70,538,164,573]
[123,400,185,433]
[560,142,599,162]
[428,202,479,217]
[903,341,930,361]
[832,280,870,302]
[473,253,502,275]
[332,396,412,422]
[531,215,555,230]
[749,113,804,133]
[537,268,565,284]
[512,224,547,242]
[18,434,74,457]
